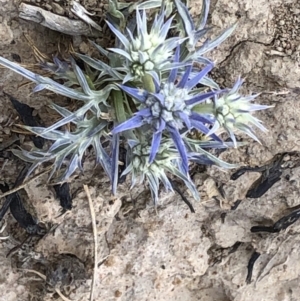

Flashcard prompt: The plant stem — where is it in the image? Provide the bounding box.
[192,103,215,114]
[112,89,136,140]
[112,89,127,123]
[142,74,155,93]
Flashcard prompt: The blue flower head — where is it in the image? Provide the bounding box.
[112,48,222,174]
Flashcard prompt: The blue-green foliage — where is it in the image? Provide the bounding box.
[0,0,271,203]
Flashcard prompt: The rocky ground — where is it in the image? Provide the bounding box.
[0,0,300,300]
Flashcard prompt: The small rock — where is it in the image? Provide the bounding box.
[52,3,65,16]
[45,4,52,11]
[3,127,10,135]
[0,21,14,45]
[279,20,285,26]
[46,254,86,288]
[79,41,90,54]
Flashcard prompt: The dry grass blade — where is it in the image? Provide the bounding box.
[11,126,35,135]
[19,269,72,301]
[84,184,98,301]
[0,167,51,199]
[24,33,51,63]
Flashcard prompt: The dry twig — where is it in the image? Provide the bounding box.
[19,3,101,37]
[84,185,98,301]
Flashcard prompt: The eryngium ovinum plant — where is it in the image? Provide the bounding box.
[0,0,271,204]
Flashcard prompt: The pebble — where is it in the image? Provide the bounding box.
[52,3,65,15]
[0,22,14,45]
[79,42,90,54]
[45,4,52,11]
[3,127,10,135]
[292,8,300,14]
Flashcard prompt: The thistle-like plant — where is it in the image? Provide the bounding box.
[106,8,187,84]
[0,0,271,204]
[119,137,238,203]
[122,139,199,203]
[174,0,237,65]
[112,46,224,174]
[194,77,271,146]
[13,104,112,181]
[0,56,115,181]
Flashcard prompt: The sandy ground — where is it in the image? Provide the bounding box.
[0,0,300,300]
